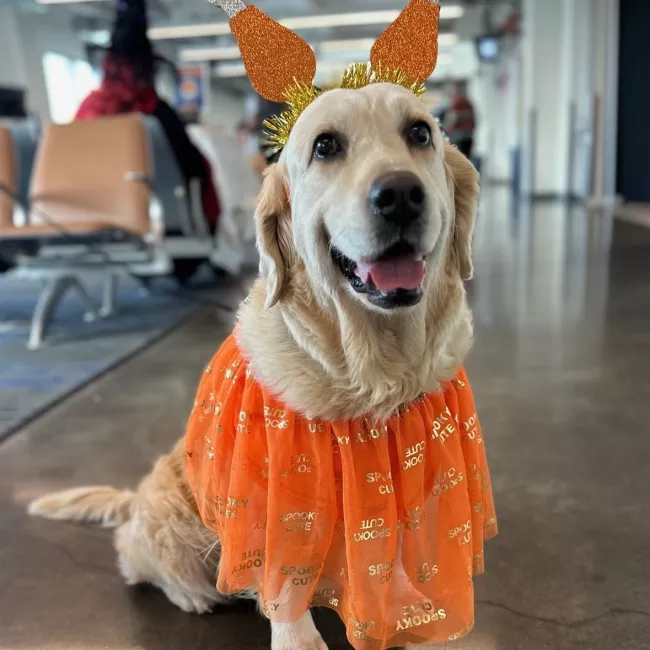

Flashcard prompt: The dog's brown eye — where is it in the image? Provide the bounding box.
[314,134,342,160]
[408,122,432,147]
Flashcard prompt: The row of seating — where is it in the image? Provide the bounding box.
[0,120,38,242]
[0,114,261,349]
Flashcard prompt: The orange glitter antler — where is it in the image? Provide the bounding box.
[208,0,316,102]
[371,0,441,82]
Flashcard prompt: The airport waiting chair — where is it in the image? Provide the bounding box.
[10,119,39,223]
[0,119,40,271]
[28,114,152,237]
[0,120,38,228]
[189,125,260,274]
[0,125,15,234]
[0,124,21,272]
[141,115,194,237]
[0,114,170,349]
[140,116,215,282]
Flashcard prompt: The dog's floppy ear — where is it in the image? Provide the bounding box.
[255,162,292,308]
[444,141,479,281]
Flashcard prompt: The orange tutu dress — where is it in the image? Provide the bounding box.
[185,335,497,649]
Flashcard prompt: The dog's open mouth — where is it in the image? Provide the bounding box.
[331,241,426,309]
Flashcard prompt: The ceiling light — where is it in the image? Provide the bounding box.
[438,33,460,46]
[282,10,400,30]
[36,0,107,4]
[80,29,111,45]
[214,63,247,78]
[316,33,459,51]
[435,52,454,66]
[151,23,232,40]
[182,46,243,62]
[318,39,377,54]
[151,5,464,41]
[184,33,459,63]
[215,54,455,80]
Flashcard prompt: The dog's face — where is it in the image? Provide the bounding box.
[256,83,478,312]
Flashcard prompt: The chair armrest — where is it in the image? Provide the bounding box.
[0,181,28,227]
[189,177,210,238]
[124,171,154,190]
[124,172,164,238]
[125,172,199,238]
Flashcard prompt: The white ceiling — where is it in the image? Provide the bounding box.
[25,0,454,27]
[14,0,517,88]
[27,0,466,45]
[15,0,518,40]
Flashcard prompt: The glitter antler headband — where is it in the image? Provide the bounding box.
[209,0,441,147]
[208,0,317,102]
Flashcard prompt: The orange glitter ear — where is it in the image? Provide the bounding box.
[371,0,441,82]
[208,0,316,102]
[208,0,440,152]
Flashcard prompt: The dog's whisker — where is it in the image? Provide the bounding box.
[200,539,221,564]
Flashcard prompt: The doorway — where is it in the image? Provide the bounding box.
[617,0,650,202]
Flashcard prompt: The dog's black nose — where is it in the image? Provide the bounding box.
[369,171,426,224]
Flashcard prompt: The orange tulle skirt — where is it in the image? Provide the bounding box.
[185,335,497,649]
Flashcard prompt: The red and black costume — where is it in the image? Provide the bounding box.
[75,0,220,232]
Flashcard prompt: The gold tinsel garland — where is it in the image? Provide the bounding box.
[263,62,427,151]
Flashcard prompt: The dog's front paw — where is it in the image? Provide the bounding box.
[271,613,329,650]
[273,639,328,650]
[160,583,216,615]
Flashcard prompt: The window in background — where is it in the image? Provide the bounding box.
[43,52,99,123]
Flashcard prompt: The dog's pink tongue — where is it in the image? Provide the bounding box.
[356,258,425,292]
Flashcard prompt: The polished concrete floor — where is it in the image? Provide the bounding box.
[1,192,649,650]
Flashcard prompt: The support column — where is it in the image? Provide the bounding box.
[568,0,596,200]
[0,5,27,89]
[520,0,619,201]
[469,43,520,185]
[591,0,620,205]
[521,0,574,197]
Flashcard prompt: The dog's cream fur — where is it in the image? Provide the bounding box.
[28,84,479,649]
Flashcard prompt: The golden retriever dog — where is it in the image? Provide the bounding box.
[28,82,479,650]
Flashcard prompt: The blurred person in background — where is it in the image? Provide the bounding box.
[75,0,220,234]
[236,120,267,179]
[242,95,284,166]
[258,97,284,165]
[443,81,476,159]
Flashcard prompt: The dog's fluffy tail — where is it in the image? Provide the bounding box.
[28,486,134,528]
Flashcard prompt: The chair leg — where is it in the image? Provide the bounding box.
[99,273,118,317]
[133,276,153,297]
[28,276,99,350]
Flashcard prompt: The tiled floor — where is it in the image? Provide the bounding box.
[616,201,650,228]
[0,274,196,440]
[0,269,249,440]
[1,192,649,650]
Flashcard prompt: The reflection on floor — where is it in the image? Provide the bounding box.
[0,275,197,440]
[0,268,251,440]
[1,190,649,650]
[617,201,650,229]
